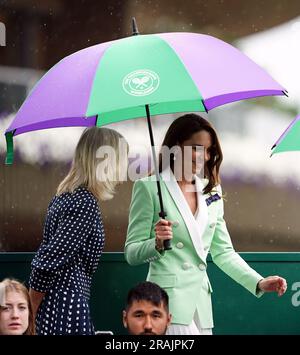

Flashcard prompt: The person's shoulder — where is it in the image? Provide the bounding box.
[138,174,157,183]
[55,187,97,210]
[133,175,158,190]
[213,184,222,194]
[132,175,158,197]
[71,187,98,206]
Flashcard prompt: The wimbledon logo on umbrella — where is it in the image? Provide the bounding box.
[122,69,160,96]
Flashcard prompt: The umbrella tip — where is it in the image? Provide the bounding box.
[132,17,140,36]
[270,144,276,158]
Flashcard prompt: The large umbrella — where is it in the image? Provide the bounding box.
[5,19,286,249]
[271,115,300,156]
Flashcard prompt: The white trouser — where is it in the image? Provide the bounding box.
[166,311,213,335]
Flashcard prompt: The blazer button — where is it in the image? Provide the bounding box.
[176,242,184,249]
[182,262,191,270]
[199,263,206,271]
[173,221,179,227]
[209,223,216,229]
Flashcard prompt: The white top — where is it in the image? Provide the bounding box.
[194,206,199,219]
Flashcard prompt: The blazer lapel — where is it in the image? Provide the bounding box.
[161,168,206,262]
[194,176,209,257]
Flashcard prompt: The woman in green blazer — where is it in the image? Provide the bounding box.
[125,114,287,335]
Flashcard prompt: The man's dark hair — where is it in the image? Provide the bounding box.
[126,281,169,311]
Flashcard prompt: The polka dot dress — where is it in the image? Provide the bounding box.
[29,187,105,335]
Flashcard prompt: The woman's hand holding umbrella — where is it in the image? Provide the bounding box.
[154,219,173,252]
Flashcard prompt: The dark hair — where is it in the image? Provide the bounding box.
[158,113,223,195]
[126,282,169,311]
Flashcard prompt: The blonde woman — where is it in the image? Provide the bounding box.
[0,278,35,335]
[29,127,128,335]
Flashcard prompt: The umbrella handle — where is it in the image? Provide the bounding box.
[145,104,172,251]
[159,211,172,250]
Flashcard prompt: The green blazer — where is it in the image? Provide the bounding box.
[125,168,264,328]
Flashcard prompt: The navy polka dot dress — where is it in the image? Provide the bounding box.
[29,187,105,335]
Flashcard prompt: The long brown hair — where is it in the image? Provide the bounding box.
[0,278,35,335]
[158,114,223,194]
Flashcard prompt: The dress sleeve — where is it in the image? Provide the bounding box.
[29,195,99,292]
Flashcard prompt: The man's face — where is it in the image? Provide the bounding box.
[123,300,171,335]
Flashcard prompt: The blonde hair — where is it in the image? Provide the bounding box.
[0,278,35,335]
[57,127,128,201]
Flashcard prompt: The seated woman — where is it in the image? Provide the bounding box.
[0,278,35,335]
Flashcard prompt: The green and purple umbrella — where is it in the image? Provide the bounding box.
[5,21,286,249]
[5,27,286,164]
[271,115,300,156]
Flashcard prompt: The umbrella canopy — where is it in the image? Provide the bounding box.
[271,115,300,156]
[5,22,287,250]
[5,31,286,164]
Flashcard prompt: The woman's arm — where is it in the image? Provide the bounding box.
[209,186,264,297]
[210,186,287,297]
[29,195,99,293]
[29,288,45,319]
[125,180,165,265]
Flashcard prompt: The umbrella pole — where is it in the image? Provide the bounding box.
[145,104,172,250]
